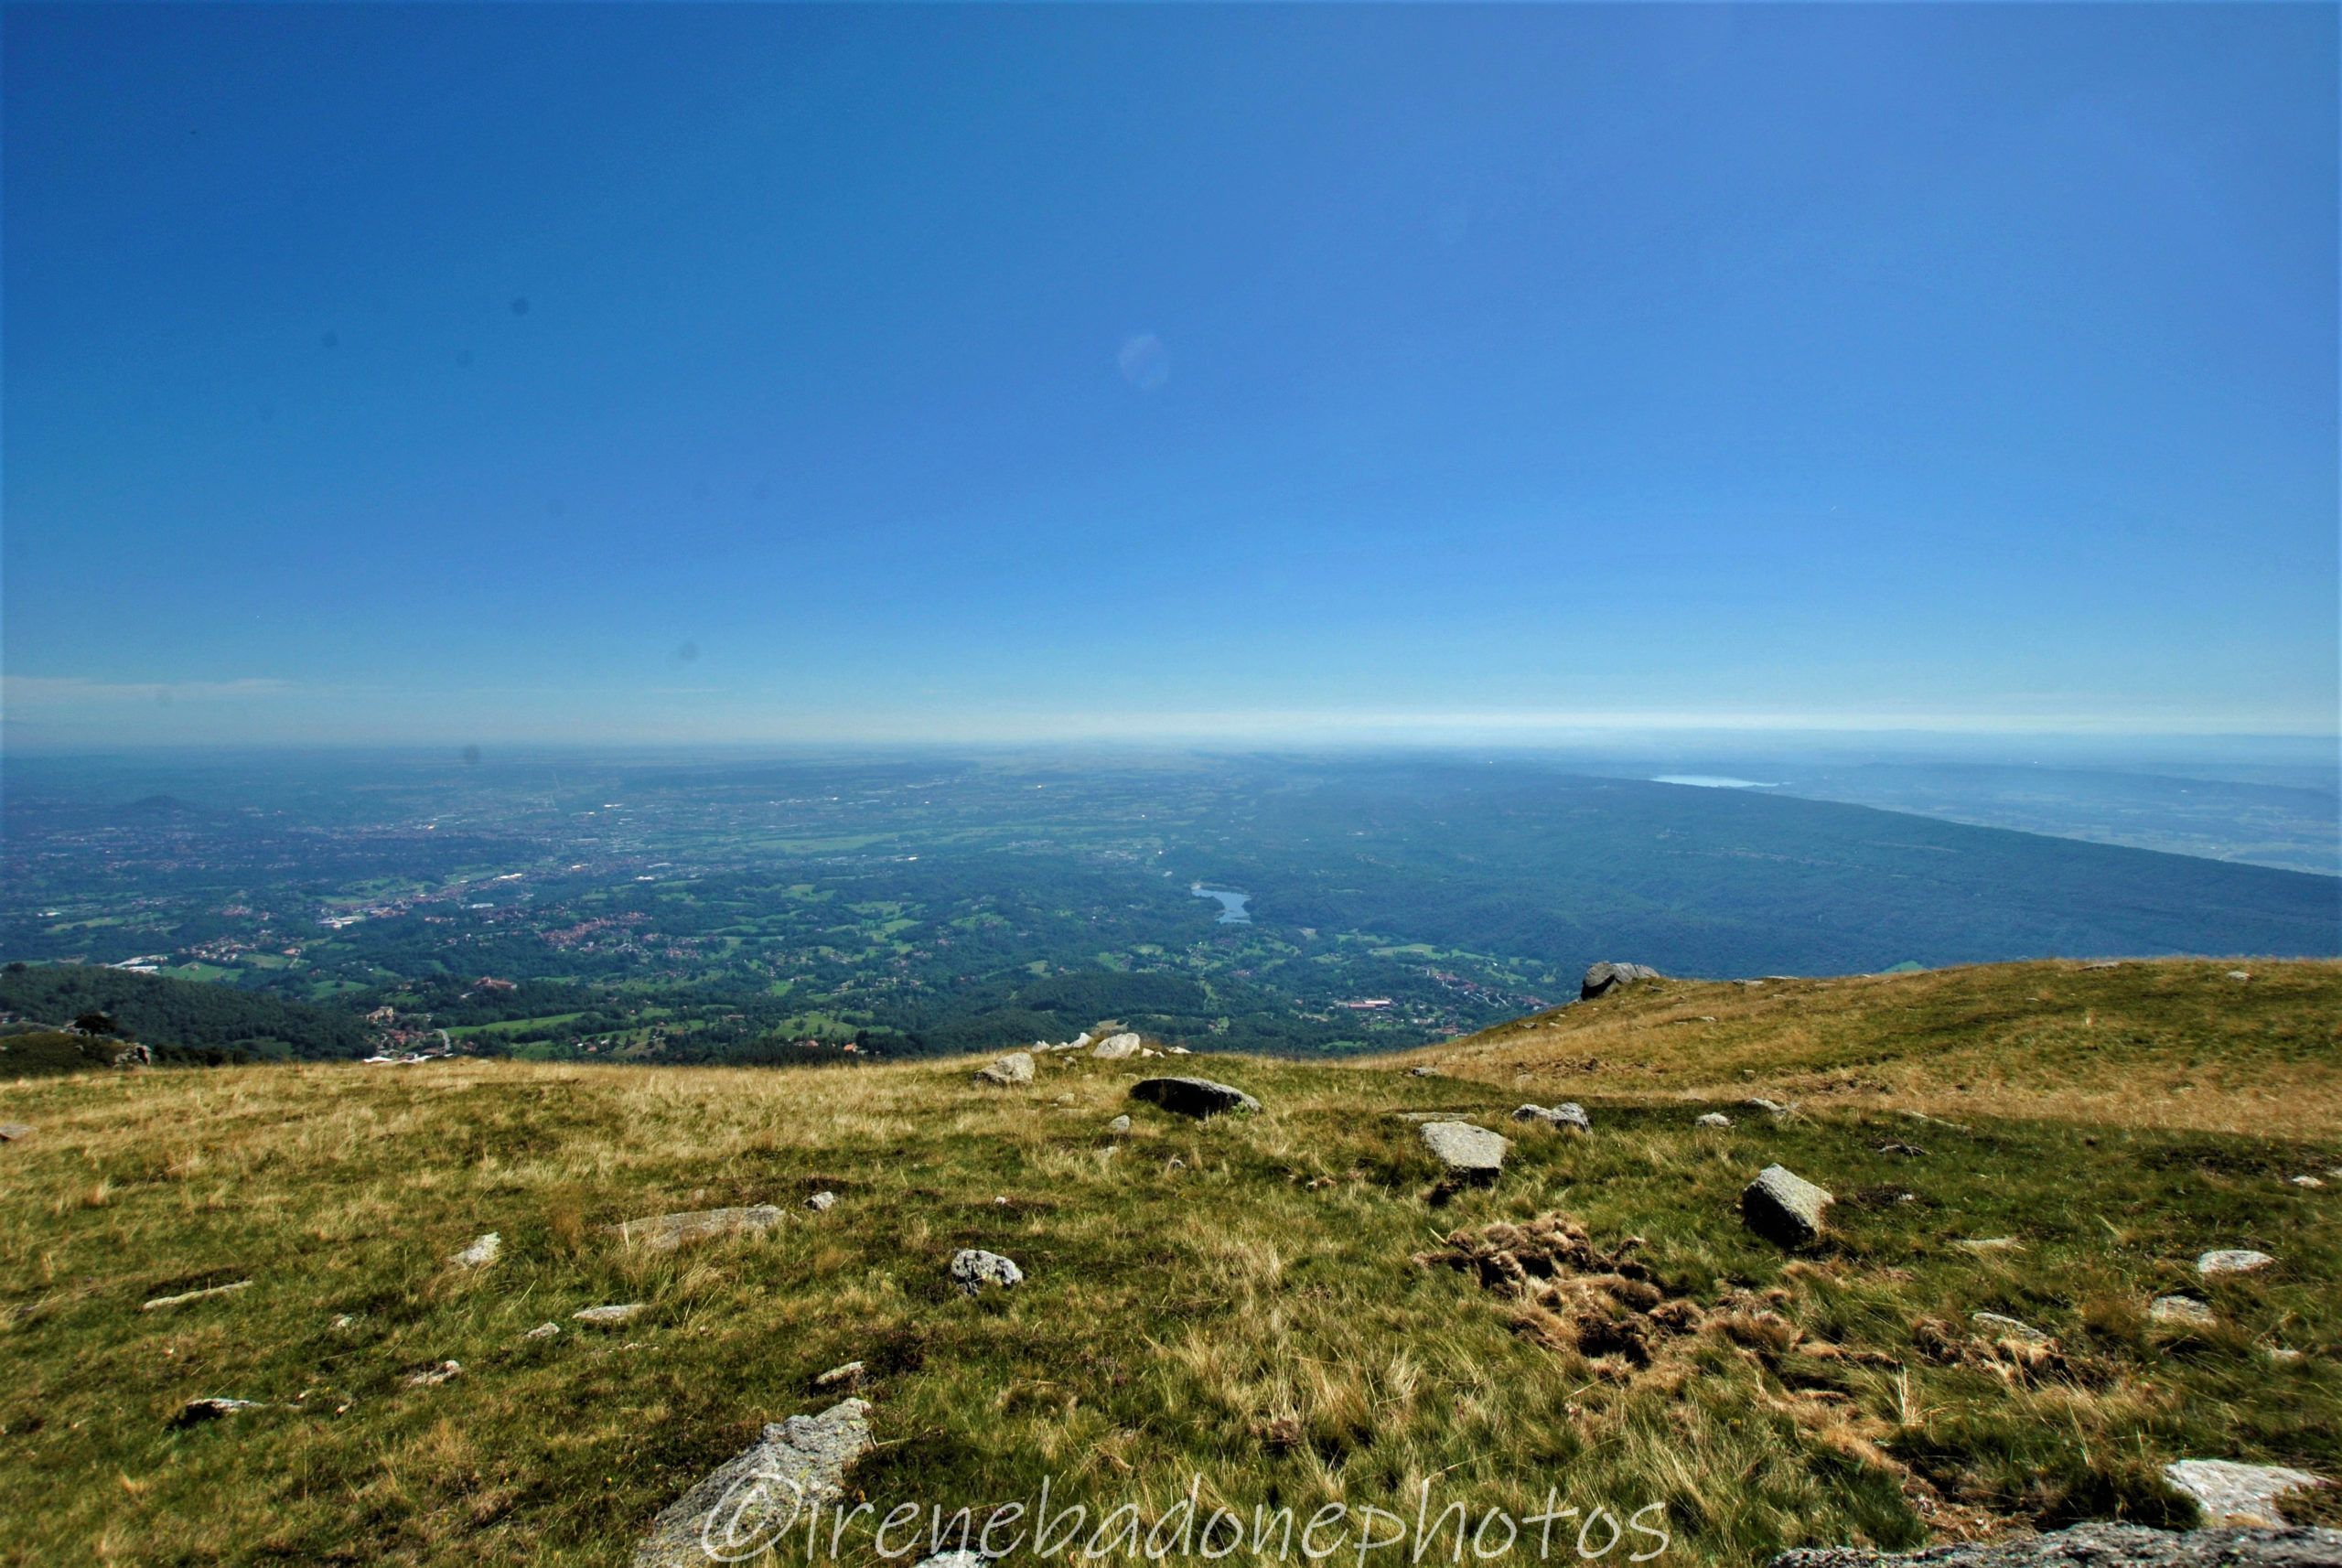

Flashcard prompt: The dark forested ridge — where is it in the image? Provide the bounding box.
[0,963,375,1060]
[2,750,2333,1067]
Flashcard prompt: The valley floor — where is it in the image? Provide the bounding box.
[1,960,2337,1565]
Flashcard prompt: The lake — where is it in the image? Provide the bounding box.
[1191,884,1252,923]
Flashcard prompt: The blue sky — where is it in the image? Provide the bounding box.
[5,4,2335,749]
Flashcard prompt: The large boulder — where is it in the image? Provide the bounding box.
[973,1051,1035,1086]
[615,1205,786,1252]
[1130,1077,1260,1118]
[1769,1521,2342,1567]
[1742,1165,1832,1248]
[1090,1033,1144,1060]
[1420,1121,1509,1181]
[632,1399,875,1567]
[1581,961,1661,1001]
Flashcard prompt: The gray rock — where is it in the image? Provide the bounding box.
[2081,960,2123,971]
[1742,1165,1833,1247]
[1768,1521,2342,1567]
[1419,1121,1509,1179]
[1955,1237,2022,1254]
[2290,1176,2324,1189]
[574,1302,644,1326]
[812,1360,865,1390]
[805,1191,837,1212]
[974,1051,1035,1086]
[1511,1102,1591,1132]
[632,1399,875,1568]
[1581,961,1661,1000]
[2199,1249,2276,1276]
[1745,1097,1789,1115]
[171,1396,264,1427]
[914,1553,987,1568]
[523,1321,562,1340]
[617,1205,786,1252]
[1408,1066,1439,1078]
[1130,1077,1260,1118]
[1695,1112,1734,1129]
[2227,970,2254,983]
[1105,1115,1132,1134]
[2152,1294,2217,1327]
[0,1123,31,1142]
[1971,1311,2048,1343]
[950,1249,1023,1294]
[449,1231,501,1269]
[142,1279,253,1311]
[2163,1459,2329,1528]
[1090,1032,1143,1060]
[403,1359,463,1387]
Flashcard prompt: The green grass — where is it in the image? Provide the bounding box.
[0,961,2336,1565]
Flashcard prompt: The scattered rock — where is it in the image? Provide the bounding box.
[805,1191,837,1212]
[1140,1047,1162,1058]
[1769,1520,2342,1566]
[950,1250,1022,1294]
[2291,1176,2324,1189]
[2269,1348,2305,1366]
[1166,1046,1190,1055]
[1580,961,1661,1000]
[2080,960,2124,971]
[1407,1066,1439,1078]
[142,1280,253,1312]
[1069,1032,1092,1050]
[523,1321,562,1340]
[914,1552,987,1568]
[0,1123,30,1142]
[2227,971,2253,983]
[1955,1237,2022,1254]
[1512,1102,1591,1132]
[1105,1114,1132,1134]
[2152,1294,2217,1327]
[632,1400,874,1568]
[2163,1460,2329,1528]
[1130,1077,1260,1118]
[615,1205,786,1252]
[1090,1032,1143,1060]
[171,1397,263,1428]
[1741,1165,1832,1248]
[813,1359,865,1390]
[1971,1311,2049,1344]
[1876,1142,1927,1157]
[1695,1112,1733,1129]
[330,1313,359,1330]
[2199,1250,2276,1277]
[574,1303,644,1326]
[403,1359,463,1388]
[1419,1121,1509,1180]
[449,1232,501,1269]
[1744,1097,1789,1116]
[973,1051,1035,1086]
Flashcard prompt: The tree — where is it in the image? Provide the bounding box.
[72,1011,122,1036]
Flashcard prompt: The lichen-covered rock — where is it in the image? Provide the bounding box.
[1130,1077,1260,1118]
[1420,1121,1509,1180]
[1768,1521,2342,1567]
[974,1051,1035,1086]
[1512,1103,1591,1132]
[1580,961,1661,1000]
[1742,1165,1832,1247]
[616,1205,785,1253]
[949,1249,1023,1294]
[632,1399,874,1568]
[2199,1249,2276,1276]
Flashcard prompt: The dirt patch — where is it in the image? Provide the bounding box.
[1413,1213,1703,1369]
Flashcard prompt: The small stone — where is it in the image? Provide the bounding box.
[1130,1077,1260,1118]
[2152,1294,2216,1326]
[1695,1112,1733,1129]
[1140,1047,1162,1058]
[805,1191,837,1212]
[1767,1520,2342,1566]
[2080,960,2122,971]
[2162,1458,2326,1527]
[142,1280,253,1311]
[1166,1046,1190,1055]
[450,1232,501,1269]
[2268,1348,2304,1365]
[1742,1165,1832,1247]
[1408,1066,1439,1078]
[171,1396,263,1427]
[0,1123,31,1142]
[2290,1176,2324,1189]
[1090,1032,1143,1059]
[616,1206,786,1252]
[1419,1121,1509,1180]
[330,1313,358,1330]
[974,1051,1035,1086]
[813,1359,866,1389]
[2198,1249,2275,1277]
[1511,1102,1590,1132]
[574,1303,645,1326]
[403,1359,463,1387]
[1971,1311,2049,1343]
[1876,1142,1926,1157]
[523,1321,562,1340]
[1744,1097,1789,1116]
[1955,1237,2022,1254]
[950,1249,1022,1294]
[914,1552,987,1568]
[1106,1114,1132,1134]
[2226,970,2253,983]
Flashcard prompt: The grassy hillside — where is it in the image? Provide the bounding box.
[0,961,2336,1565]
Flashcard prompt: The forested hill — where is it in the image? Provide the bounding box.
[0,964,374,1060]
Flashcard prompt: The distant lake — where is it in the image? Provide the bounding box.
[1652,775,1778,789]
[1191,884,1252,923]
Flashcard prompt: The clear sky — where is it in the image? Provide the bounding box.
[4,3,2335,750]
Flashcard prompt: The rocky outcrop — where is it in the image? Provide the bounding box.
[632,1399,875,1568]
[1769,1521,2342,1567]
[615,1205,786,1252]
[1130,1077,1260,1118]
[1742,1165,1832,1247]
[1581,961,1661,1000]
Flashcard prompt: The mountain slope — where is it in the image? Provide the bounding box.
[1,961,2335,1564]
